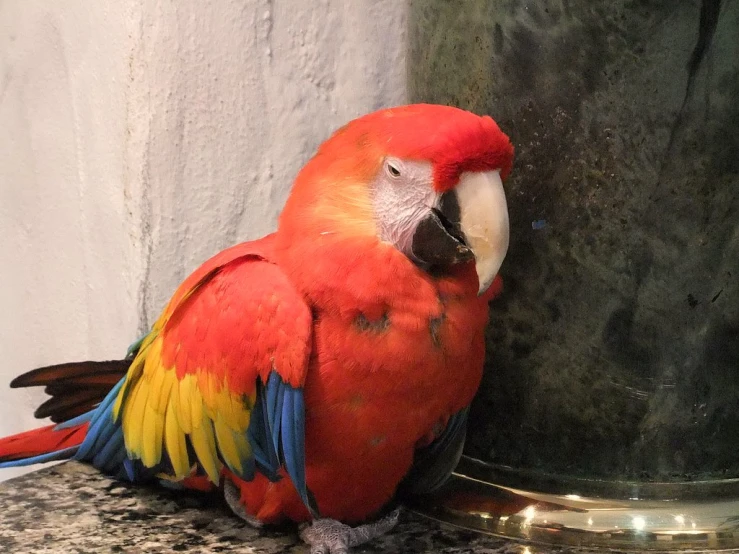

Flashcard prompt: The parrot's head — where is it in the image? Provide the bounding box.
[278,104,514,295]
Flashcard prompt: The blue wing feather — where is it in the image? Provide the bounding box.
[245,371,316,516]
[268,374,286,456]
[92,426,124,471]
[285,386,314,514]
[122,458,137,481]
[247,378,282,481]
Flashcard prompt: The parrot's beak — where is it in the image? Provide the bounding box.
[410,170,509,295]
[455,170,510,295]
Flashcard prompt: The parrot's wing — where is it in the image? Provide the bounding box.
[400,407,470,496]
[109,238,314,509]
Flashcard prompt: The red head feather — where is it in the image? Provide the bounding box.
[318,104,514,190]
[279,104,514,238]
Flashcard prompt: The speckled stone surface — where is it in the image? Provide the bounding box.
[0,462,736,554]
[0,462,528,554]
[3,462,739,554]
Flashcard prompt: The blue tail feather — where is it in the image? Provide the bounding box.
[0,446,80,468]
[55,411,95,430]
[75,378,125,461]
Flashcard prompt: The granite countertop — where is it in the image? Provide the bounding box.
[0,462,737,554]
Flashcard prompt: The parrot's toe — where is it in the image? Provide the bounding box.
[299,508,401,554]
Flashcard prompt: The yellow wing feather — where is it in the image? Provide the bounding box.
[164,399,190,478]
[114,332,256,484]
[189,411,221,483]
[214,412,252,476]
[123,371,149,458]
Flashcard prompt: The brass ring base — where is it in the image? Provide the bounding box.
[408,457,739,551]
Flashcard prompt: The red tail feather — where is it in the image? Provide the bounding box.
[0,423,88,462]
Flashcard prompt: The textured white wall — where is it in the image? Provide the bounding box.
[0,1,139,480]
[0,0,407,480]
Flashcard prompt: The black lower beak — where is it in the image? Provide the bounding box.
[411,192,474,267]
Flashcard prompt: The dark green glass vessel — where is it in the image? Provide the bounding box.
[411,0,738,484]
[409,0,739,549]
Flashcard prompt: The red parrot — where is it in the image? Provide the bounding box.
[0,104,513,553]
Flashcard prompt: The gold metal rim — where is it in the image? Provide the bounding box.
[408,456,739,551]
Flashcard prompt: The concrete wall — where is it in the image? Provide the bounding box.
[0,0,407,480]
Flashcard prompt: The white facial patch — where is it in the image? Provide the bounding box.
[371,158,437,255]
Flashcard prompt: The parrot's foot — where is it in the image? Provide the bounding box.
[223,478,263,528]
[299,508,401,554]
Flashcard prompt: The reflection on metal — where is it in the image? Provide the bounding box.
[408,457,739,551]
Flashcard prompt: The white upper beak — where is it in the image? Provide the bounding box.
[455,170,510,294]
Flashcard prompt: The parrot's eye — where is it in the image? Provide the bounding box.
[386,161,402,178]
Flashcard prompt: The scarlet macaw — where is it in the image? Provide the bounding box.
[0,104,513,553]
